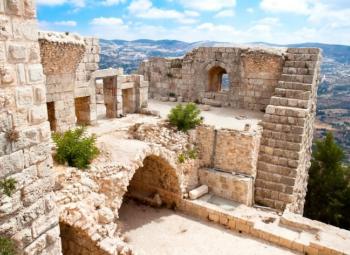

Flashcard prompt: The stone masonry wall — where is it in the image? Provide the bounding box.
[0,1,62,254]
[139,47,285,111]
[255,48,322,213]
[39,31,86,132]
[195,125,262,176]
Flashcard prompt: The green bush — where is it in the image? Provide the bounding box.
[187,148,198,160]
[304,133,350,230]
[0,236,15,255]
[0,178,17,197]
[52,127,100,169]
[168,103,203,132]
[178,153,186,164]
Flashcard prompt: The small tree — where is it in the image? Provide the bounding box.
[168,103,203,132]
[0,236,16,255]
[304,132,350,230]
[52,127,100,169]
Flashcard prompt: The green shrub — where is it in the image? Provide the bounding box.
[0,178,17,197]
[168,103,203,132]
[0,236,15,255]
[52,127,100,169]
[178,153,186,164]
[187,148,198,160]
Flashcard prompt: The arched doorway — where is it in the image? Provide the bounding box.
[208,66,230,92]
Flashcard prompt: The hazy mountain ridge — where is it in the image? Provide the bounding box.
[99,39,350,160]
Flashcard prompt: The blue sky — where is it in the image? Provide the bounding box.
[37,0,350,45]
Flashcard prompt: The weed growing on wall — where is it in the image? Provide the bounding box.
[178,148,198,164]
[0,236,16,255]
[168,103,203,132]
[0,178,17,197]
[52,127,100,169]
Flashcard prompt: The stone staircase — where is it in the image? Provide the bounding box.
[255,48,322,212]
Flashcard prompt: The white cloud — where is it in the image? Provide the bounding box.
[53,20,77,27]
[128,0,198,24]
[36,0,85,8]
[179,0,236,11]
[246,8,254,13]
[215,10,234,18]
[101,0,126,6]
[260,0,312,14]
[91,17,124,26]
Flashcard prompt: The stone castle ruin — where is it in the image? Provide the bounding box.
[1,1,350,255]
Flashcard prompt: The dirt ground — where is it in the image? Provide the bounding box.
[148,99,263,131]
[119,201,298,255]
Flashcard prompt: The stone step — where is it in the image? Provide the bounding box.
[282,67,314,75]
[260,137,302,152]
[269,96,310,109]
[257,161,297,178]
[198,168,253,206]
[280,74,314,84]
[284,60,317,69]
[261,121,305,135]
[285,53,319,62]
[286,48,320,54]
[259,145,301,160]
[202,98,222,107]
[258,152,300,169]
[277,81,312,91]
[265,105,309,118]
[274,88,311,100]
[262,129,303,144]
[263,113,305,127]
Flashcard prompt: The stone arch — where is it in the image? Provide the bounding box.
[124,154,182,206]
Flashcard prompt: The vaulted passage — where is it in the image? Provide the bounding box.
[208,66,229,92]
[126,155,181,205]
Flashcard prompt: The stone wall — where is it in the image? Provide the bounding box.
[254,48,322,213]
[139,47,285,111]
[0,1,61,254]
[39,31,86,132]
[195,125,262,176]
[92,69,149,118]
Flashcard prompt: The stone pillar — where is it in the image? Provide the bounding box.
[0,0,62,254]
[103,76,122,118]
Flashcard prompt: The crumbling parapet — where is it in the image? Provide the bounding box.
[39,31,86,132]
[0,1,61,254]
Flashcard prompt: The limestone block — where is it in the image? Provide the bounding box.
[0,150,24,178]
[199,168,254,206]
[189,185,209,200]
[0,65,16,86]
[6,0,21,15]
[28,64,43,83]
[23,232,47,255]
[8,43,27,62]
[29,104,47,125]
[24,0,36,17]
[0,16,12,40]
[98,207,114,224]
[16,86,33,108]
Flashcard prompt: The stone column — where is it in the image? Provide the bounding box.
[0,0,62,254]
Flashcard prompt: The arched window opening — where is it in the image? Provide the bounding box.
[208,66,230,92]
